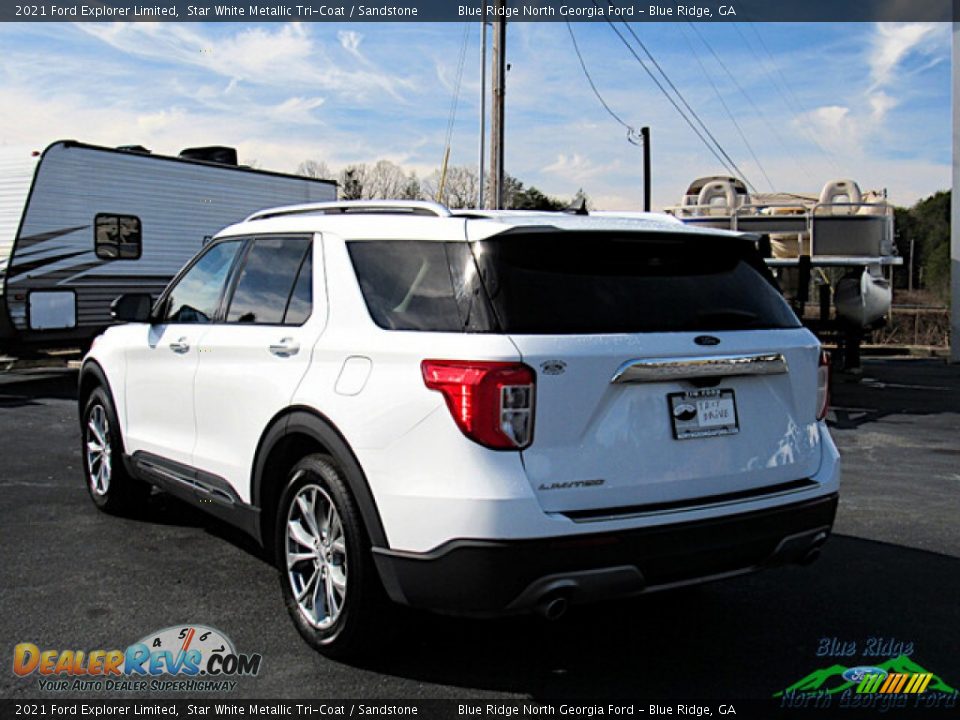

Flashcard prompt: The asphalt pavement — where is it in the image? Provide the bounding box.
[0,359,958,700]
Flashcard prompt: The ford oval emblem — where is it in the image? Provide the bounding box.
[694,335,721,346]
[842,666,888,683]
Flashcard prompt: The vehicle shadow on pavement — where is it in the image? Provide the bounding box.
[134,490,270,561]
[0,367,78,401]
[828,359,960,430]
[348,534,960,699]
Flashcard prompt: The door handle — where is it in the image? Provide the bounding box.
[169,337,190,354]
[269,337,300,357]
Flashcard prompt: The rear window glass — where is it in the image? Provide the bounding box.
[347,232,799,334]
[474,232,800,334]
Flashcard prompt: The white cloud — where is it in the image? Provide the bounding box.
[868,22,945,89]
[337,30,363,57]
[542,153,619,183]
[0,22,949,212]
[74,22,414,100]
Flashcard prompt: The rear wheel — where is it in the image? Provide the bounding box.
[276,454,387,659]
[82,387,150,514]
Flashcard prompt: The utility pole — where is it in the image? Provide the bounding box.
[641,126,651,212]
[478,13,487,210]
[490,4,506,209]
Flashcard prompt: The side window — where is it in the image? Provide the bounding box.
[348,240,487,331]
[283,248,313,325]
[226,237,311,325]
[163,240,242,324]
[95,214,142,260]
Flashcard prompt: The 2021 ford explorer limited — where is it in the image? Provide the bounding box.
[79,201,839,657]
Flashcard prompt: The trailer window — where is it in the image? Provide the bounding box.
[95,214,141,260]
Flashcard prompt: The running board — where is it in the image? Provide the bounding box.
[127,451,261,542]
[611,352,789,384]
[132,452,238,506]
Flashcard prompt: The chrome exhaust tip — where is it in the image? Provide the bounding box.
[536,594,569,621]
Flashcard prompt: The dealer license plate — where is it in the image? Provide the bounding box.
[667,388,739,440]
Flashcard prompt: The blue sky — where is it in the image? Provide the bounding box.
[0,21,950,209]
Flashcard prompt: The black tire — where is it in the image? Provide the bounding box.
[81,387,150,515]
[275,453,387,659]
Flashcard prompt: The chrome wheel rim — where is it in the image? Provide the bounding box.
[85,404,111,496]
[286,480,347,629]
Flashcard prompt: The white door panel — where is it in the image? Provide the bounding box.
[191,234,323,501]
[123,323,207,465]
[191,325,314,501]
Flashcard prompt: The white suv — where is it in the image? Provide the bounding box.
[79,200,839,657]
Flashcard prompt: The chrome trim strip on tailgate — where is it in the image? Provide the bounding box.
[559,479,818,523]
[611,352,789,383]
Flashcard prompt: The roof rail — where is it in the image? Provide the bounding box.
[245,200,452,222]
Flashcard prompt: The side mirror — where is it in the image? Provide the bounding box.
[110,293,153,323]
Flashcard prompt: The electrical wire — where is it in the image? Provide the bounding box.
[677,23,774,192]
[688,22,818,184]
[566,22,642,145]
[441,23,472,157]
[738,22,842,174]
[612,16,757,193]
[589,2,754,189]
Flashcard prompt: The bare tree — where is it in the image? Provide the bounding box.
[338,164,368,200]
[424,165,479,208]
[296,159,334,180]
[365,160,410,200]
[400,172,422,200]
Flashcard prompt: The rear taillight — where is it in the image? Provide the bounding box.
[816,350,830,421]
[421,360,535,450]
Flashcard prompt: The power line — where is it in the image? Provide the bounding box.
[615,17,758,193]
[589,6,751,187]
[442,22,471,155]
[738,22,842,174]
[687,22,818,184]
[566,21,642,145]
[677,23,775,192]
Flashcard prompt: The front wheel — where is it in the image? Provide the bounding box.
[82,387,150,514]
[276,454,387,659]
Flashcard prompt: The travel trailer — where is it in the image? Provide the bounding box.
[0,140,336,355]
[666,176,900,330]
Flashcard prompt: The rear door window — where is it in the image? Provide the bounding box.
[225,237,312,325]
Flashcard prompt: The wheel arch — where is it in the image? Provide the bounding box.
[78,359,126,452]
[252,406,388,553]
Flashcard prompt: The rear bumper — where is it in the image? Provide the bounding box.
[372,493,838,616]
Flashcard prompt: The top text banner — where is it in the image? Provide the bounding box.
[1,0,953,22]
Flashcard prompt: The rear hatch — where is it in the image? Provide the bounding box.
[470,229,824,514]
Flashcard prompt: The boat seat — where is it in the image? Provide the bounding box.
[818,179,862,215]
[697,180,738,216]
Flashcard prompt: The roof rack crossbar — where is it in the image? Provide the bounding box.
[245,200,452,222]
